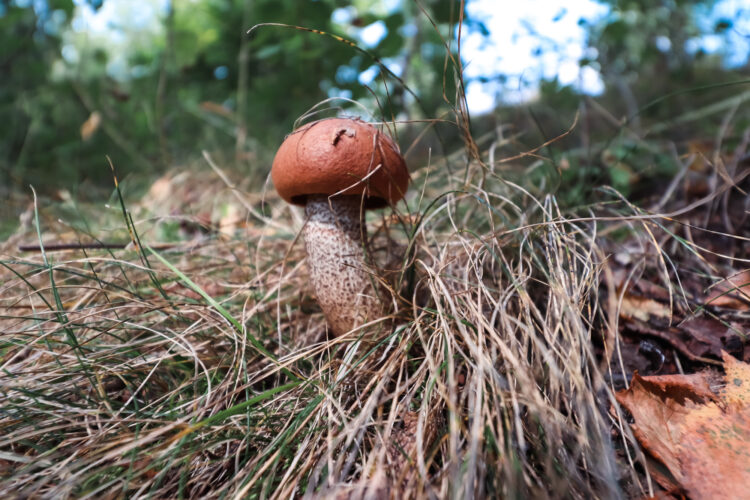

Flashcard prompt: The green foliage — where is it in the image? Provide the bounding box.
[2,0,746,205]
[580,0,748,121]
[520,0,749,208]
[0,0,464,195]
[588,0,720,72]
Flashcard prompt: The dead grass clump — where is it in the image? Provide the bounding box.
[1,121,748,498]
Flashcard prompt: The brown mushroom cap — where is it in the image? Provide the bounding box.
[271,118,409,208]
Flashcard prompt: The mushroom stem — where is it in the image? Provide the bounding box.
[303,195,384,336]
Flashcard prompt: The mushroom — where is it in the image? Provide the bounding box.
[272,117,409,337]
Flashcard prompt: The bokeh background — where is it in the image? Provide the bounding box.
[1,0,748,220]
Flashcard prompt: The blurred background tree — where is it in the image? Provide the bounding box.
[581,0,745,129]
[0,0,466,195]
[0,0,747,201]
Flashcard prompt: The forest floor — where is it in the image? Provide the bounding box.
[1,118,749,498]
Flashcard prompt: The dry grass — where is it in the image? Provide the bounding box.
[1,109,748,499]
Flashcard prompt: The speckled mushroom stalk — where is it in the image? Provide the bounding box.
[302,195,383,336]
[271,117,410,337]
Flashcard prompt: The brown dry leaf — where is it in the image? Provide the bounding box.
[146,175,173,204]
[80,111,101,141]
[679,317,744,360]
[620,293,672,323]
[616,353,750,499]
[200,101,234,119]
[705,269,750,311]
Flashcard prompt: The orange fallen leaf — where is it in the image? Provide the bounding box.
[616,353,750,498]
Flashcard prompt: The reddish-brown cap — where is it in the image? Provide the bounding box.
[271,118,409,208]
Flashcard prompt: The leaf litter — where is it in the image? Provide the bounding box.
[615,352,750,499]
[1,118,749,498]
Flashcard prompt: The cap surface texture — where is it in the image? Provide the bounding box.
[271,118,409,208]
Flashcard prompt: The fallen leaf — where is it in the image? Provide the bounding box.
[620,293,672,322]
[679,317,744,359]
[146,175,173,204]
[80,111,101,141]
[623,313,743,365]
[705,269,750,311]
[615,353,750,498]
[200,101,234,119]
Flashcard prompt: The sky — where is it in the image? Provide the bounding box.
[60,0,750,114]
[348,0,750,113]
[351,0,608,112]
[331,1,608,111]
[459,0,609,111]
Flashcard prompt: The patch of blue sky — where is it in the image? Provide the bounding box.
[461,0,609,112]
[359,20,387,48]
[692,0,749,67]
[463,0,749,113]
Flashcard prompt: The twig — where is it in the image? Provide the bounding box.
[18,242,177,252]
